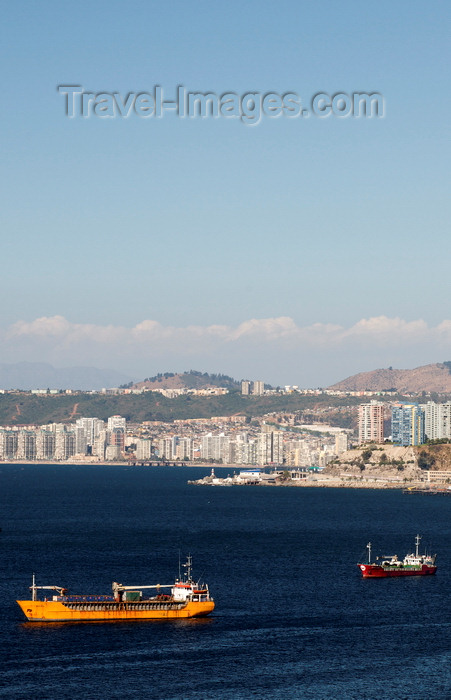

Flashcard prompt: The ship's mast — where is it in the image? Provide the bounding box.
[183,554,193,582]
[367,542,372,564]
[415,534,421,557]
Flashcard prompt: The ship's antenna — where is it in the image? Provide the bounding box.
[415,534,421,558]
[183,553,192,582]
[31,573,36,601]
[367,542,372,564]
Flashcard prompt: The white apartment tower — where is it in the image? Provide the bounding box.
[0,430,18,460]
[136,439,152,460]
[55,431,76,460]
[107,415,127,432]
[36,430,56,460]
[241,380,251,395]
[201,433,230,462]
[335,432,349,455]
[75,417,105,450]
[17,430,37,460]
[176,437,192,461]
[420,401,451,440]
[257,431,283,465]
[358,401,385,444]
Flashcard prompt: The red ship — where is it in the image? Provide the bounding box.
[358,535,437,578]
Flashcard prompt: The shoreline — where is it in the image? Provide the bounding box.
[190,478,428,490]
[1,461,447,491]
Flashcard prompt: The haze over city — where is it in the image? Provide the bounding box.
[2,2,450,387]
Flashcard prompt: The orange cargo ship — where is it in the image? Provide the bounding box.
[17,555,214,622]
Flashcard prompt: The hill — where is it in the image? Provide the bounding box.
[325,443,451,481]
[0,391,362,426]
[329,362,451,394]
[131,370,240,391]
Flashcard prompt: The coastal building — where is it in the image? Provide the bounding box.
[391,403,425,446]
[75,417,105,452]
[107,415,126,432]
[136,438,152,460]
[229,436,257,465]
[335,432,349,455]
[17,430,37,460]
[105,444,121,460]
[0,430,18,460]
[284,439,308,467]
[358,401,385,444]
[158,437,174,460]
[257,430,283,465]
[420,401,451,440]
[201,433,230,462]
[175,437,192,461]
[36,430,55,460]
[93,429,108,460]
[55,430,76,460]
[75,425,87,455]
[109,427,125,454]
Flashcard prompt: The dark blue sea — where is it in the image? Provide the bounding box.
[1,465,450,699]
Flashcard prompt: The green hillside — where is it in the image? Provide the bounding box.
[0,390,364,427]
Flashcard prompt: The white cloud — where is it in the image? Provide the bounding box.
[6,314,451,348]
[4,314,451,385]
[9,315,72,337]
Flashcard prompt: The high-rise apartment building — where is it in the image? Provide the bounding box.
[335,432,349,454]
[107,415,126,432]
[36,430,56,460]
[391,403,424,446]
[75,425,88,455]
[17,430,37,460]
[257,431,283,465]
[158,437,174,460]
[93,429,108,460]
[109,427,125,453]
[75,417,105,451]
[420,401,451,440]
[176,437,192,461]
[55,430,76,460]
[241,380,251,395]
[252,381,264,396]
[358,401,385,444]
[0,430,18,460]
[136,439,152,460]
[201,433,230,462]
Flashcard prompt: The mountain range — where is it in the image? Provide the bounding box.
[1,361,451,394]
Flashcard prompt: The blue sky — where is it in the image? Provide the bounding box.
[1,1,450,386]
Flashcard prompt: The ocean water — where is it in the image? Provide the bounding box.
[1,464,450,700]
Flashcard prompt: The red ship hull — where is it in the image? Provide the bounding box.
[358,564,437,578]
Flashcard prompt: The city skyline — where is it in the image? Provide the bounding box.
[2,2,450,386]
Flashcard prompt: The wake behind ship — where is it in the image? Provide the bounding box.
[17,555,214,622]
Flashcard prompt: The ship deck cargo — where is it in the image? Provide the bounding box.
[17,555,214,622]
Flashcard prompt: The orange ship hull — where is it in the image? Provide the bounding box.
[17,599,215,622]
